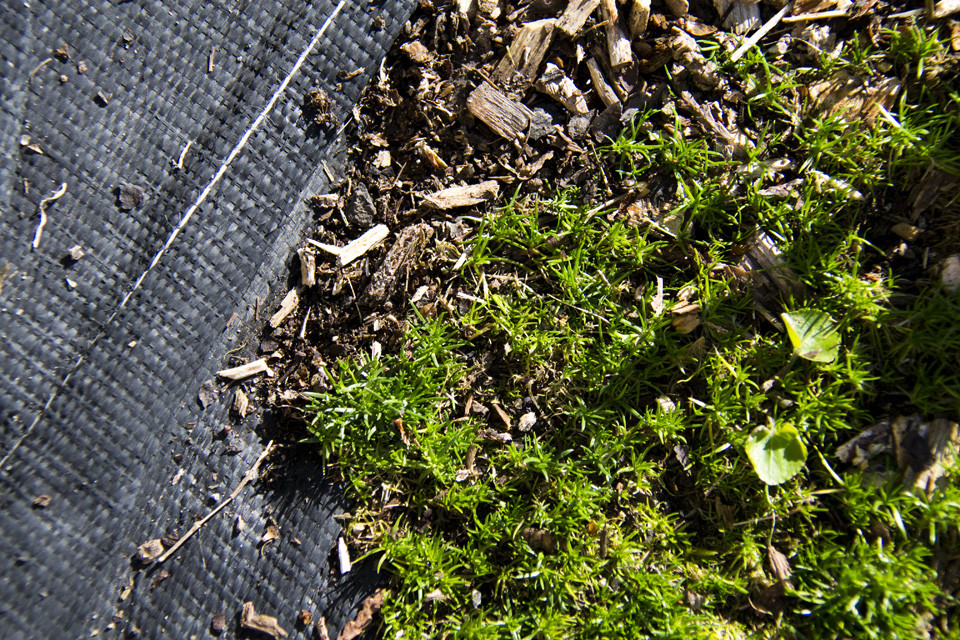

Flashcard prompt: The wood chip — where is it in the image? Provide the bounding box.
[672,314,701,334]
[423,181,500,210]
[935,0,960,18]
[233,388,249,418]
[492,403,511,428]
[298,248,316,287]
[314,616,331,640]
[586,58,620,108]
[521,527,558,553]
[467,81,533,140]
[739,231,802,297]
[217,358,272,380]
[938,254,960,294]
[536,63,589,114]
[337,224,390,267]
[557,0,601,37]
[494,18,557,83]
[211,613,226,636]
[136,539,164,564]
[894,416,959,495]
[241,602,288,639]
[628,0,651,37]
[713,0,759,33]
[665,0,689,16]
[337,537,352,574]
[32,494,51,508]
[337,590,384,640]
[269,288,300,328]
[600,0,633,70]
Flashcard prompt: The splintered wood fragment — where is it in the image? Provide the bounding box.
[234,388,249,418]
[628,0,651,37]
[241,602,288,639]
[217,358,272,380]
[337,224,390,267]
[467,81,533,140]
[536,63,589,114]
[423,181,500,210]
[740,232,801,296]
[806,71,901,126]
[298,248,316,287]
[268,288,299,328]
[600,0,633,70]
[494,18,557,82]
[586,58,620,107]
[557,0,601,36]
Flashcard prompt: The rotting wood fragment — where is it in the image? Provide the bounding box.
[494,18,557,83]
[362,223,434,306]
[241,602,288,639]
[217,358,272,380]
[536,63,589,115]
[557,0,601,36]
[269,288,300,328]
[423,181,500,210]
[337,224,390,267]
[467,81,533,140]
[337,590,385,640]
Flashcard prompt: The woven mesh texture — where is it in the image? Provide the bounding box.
[0,1,415,638]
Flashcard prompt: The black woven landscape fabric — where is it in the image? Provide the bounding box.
[0,1,414,638]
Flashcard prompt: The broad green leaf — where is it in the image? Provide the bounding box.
[781,309,840,363]
[745,422,808,486]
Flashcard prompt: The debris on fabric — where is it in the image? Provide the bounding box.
[241,601,288,639]
[32,494,51,509]
[217,358,273,380]
[135,539,164,564]
[269,289,300,328]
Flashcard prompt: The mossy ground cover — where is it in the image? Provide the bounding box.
[294,16,960,640]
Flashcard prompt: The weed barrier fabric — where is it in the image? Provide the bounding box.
[0,1,414,637]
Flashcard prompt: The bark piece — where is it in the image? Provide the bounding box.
[217,359,272,380]
[337,590,385,640]
[269,288,300,328]
[557,0,601,37]
[586,58,620,107]
[344,182,375,227]
[494,18,557,83]
[600,0,633,70]
[337,224,390,267]
[628,0,651,37]
[362,223,435,306]
[467,81,533,139]
[241,602,288,639]
[423,181,500,210]
[536,63,589,114]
